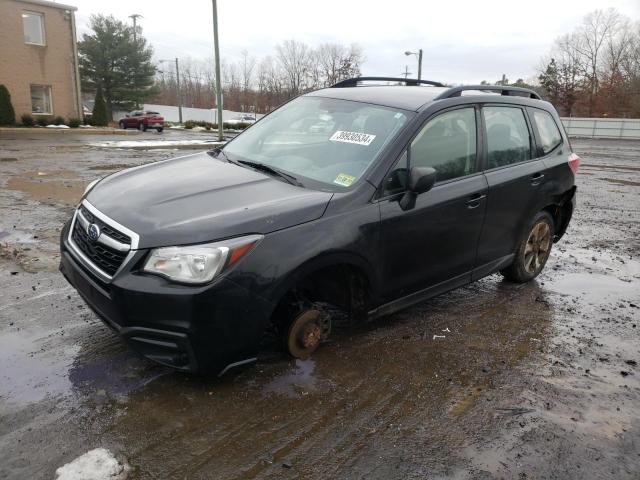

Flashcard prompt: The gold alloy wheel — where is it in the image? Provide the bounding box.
[523,221,552,274]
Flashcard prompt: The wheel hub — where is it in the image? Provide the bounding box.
[286,309,330,360]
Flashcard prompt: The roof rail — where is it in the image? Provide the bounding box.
[332,77,445,88]
[434,85,541,100]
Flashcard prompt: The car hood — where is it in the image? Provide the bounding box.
[86,152,333,249]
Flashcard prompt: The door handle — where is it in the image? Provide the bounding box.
[466,193,486,208]
[530,173,545,186]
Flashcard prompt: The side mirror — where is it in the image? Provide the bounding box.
[409,166,437,194]
[399,166,437,210]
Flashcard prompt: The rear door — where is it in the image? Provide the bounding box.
[474,104,545,278]
[378,106,488,302]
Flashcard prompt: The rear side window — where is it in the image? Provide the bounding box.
[410,107,477,183]
[531,109,562,155]
[483,107,531,169]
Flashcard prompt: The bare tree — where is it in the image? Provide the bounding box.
[539,9,640,117]
[575,9,621,115]
[150,40,367,115]
[276,39,312,95]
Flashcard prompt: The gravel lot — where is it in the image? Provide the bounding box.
[0,131,638,479]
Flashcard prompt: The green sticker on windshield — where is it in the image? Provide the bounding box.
[334,173,356,187]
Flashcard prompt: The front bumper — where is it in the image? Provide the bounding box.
[59,222,273,374]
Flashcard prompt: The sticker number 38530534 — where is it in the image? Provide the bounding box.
[329,131,376,146]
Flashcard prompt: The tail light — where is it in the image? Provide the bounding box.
[568,152,580,174]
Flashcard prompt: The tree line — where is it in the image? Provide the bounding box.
[538,9,640,117]
[77,10,639,123]
[151,41,363,113]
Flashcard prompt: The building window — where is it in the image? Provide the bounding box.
[23,11,45,45]
[31,85,52,114]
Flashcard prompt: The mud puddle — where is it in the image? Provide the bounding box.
[6,170,86,205]
[87,163,136,171]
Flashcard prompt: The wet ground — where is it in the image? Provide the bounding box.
[0,133,638,479]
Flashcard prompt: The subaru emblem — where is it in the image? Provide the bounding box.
[87,223,101,242]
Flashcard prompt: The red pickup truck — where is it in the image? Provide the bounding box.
[119,110,165,132]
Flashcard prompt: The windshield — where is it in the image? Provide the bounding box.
[223,96,411,188]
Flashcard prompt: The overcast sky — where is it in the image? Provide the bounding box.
[60,0,640,85]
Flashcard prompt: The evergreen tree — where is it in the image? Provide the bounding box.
[0,84,16,125]
[79,15,158,120]
[92,84,108,126]
[539,59,560,107]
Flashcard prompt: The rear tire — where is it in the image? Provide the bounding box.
[501,211,554,283]
[138,122,146,132]
[157,127,164,133]
[119,121,126,129]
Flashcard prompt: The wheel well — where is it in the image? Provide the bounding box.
[268,264,371,333]
[542,204,560,231]
[542,196,572,242]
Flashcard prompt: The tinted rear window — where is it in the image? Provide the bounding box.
[531,109,562,155]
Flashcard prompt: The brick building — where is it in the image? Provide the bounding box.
[0,0,82,121]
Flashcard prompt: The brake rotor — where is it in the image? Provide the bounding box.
[286,308,330,360]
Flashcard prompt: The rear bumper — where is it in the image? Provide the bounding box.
[59,224,273,374]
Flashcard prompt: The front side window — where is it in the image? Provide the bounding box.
[223,96,411,189]
[383,150,408,196]
[410,107,477,183]
[23,11,45,45]
[483,106,531,169]
[31,85,52,114]
[531,109,562,155]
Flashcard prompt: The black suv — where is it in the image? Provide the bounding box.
[60,77,579,374]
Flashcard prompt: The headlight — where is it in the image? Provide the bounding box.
[143,234,263,284]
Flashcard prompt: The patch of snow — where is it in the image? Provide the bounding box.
[46,124,70,129]
[55,448,128,480]
[89,139,226,149]
[169,125,185,129]
[79,124,92,128]
[191,126,207,131]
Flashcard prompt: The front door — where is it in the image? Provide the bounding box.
[378,106,488,303]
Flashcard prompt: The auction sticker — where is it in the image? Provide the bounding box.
[329,130,376,146]
[334,173,356,187]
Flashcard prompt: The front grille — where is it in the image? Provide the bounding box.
[69,204,134,278]
[80,205,131,244]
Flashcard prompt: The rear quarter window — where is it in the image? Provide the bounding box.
[531,109,562,155]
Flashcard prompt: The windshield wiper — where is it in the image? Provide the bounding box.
[237,160,303,187]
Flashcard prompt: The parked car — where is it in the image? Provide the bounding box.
[119,110,164,132]
[60,77,578,375]
[225,114,257,125]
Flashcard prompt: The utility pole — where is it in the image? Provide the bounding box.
[175,58,183,124]
[129,14,143,108]
[405,49,423,80]
[129,14,142,42]
[211,0,224,142]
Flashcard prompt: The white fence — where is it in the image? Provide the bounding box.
[561,117,640,140]
[112,106,639,139]
[113,104,264,123]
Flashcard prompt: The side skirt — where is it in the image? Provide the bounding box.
[368,271,470,320]
[367,253,515,320]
